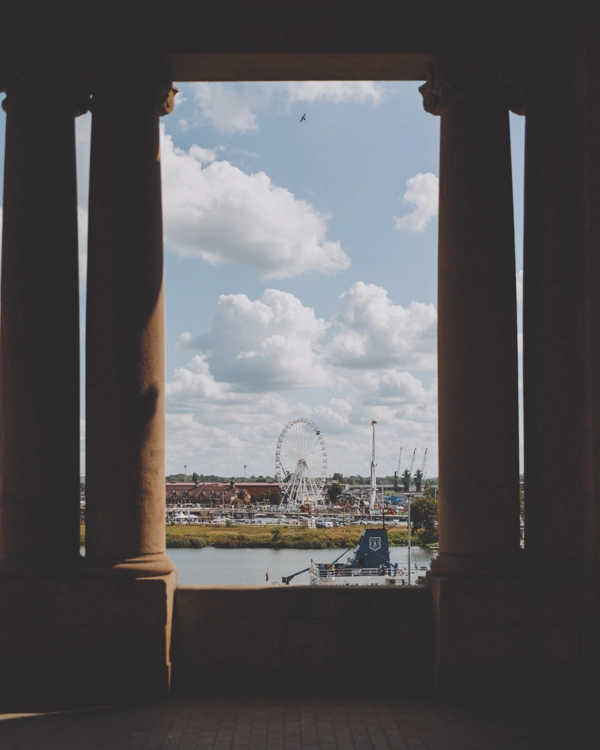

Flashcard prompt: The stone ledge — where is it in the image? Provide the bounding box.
[438,625,580,667]
[0,573,176,710]
[435,665,582,705]
[429,573,585,705]
[172,586,432,693]
[175,584,431,620]
[431,575,582,627]
[0,574,176,627]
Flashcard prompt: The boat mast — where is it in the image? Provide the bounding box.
[370,420,377,511]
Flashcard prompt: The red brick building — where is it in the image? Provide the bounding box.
[165,481,280,503]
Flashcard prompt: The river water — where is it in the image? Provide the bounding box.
[167,546,433,586]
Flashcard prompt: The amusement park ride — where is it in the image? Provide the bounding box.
[275,418,327,511]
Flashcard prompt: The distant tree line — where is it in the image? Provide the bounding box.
[165,470,440,486]
[329,473,439,486]
[166,473,276,483]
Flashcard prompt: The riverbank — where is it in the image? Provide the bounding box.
[80,524,431,549]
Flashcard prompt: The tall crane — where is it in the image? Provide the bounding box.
[402,448,417,492]
[394,446,402,491]
[409,448,417,476]
[415,448,428,492]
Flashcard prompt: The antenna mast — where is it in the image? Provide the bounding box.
[370,420,377,510]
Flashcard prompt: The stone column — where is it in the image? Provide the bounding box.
[84,62,176,576]
[0,62,85,575]
[578,0,600,689]
[513,62,583,577]
[420,64,521,577]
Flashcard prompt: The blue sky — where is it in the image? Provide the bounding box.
[0,82,525,480]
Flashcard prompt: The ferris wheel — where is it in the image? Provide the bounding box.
[275,419,327,508]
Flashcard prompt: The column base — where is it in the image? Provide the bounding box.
[82,551,175,577]
[527,552,580,578]
[430,571,584,707]
[0,552,81,577]
[431,551,523,578]
[0,572,176,710]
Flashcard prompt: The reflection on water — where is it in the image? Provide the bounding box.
[167,546,433,586]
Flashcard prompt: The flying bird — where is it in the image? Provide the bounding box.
[300,113,306,122]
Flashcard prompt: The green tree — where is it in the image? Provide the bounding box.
[423,485,438,501]
[332,472,344,483]
[410,496,439,544]
[192,472,200,483]
[328,482,343,503]
[269,488,282,505]
[271,527,282,544]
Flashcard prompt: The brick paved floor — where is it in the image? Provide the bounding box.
[0,695,596,750]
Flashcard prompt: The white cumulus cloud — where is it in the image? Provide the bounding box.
[165,362,439,477]
[192,84,265,133]
[280,81,385,105]
[165,283,440,475]
[328,282,437,370]
[189,81,385,133]
[395,172,439,233]
[161,128,350,279]
[180,289,330,391]
[165,362,304,475]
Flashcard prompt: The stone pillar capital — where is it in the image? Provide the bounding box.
[505,55,573,116]
[1,58,91,116]
[90,58,178,116]
[419,61,508,115]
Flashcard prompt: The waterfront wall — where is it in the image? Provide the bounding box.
[171,579,584,706]
[431,575,583,705]
[0,576,584,710]
[0,574,176,709]
[172,586,432,693]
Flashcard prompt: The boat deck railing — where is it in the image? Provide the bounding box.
[309,563,394,579]
[308,562,429,585]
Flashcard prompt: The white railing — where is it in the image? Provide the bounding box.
[310,563,392,579]
[309,562,429,585]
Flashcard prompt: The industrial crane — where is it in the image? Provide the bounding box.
[414,448,428,492]
[409,448,417,476]
[394,446,402,491]
[402,448,417,492]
